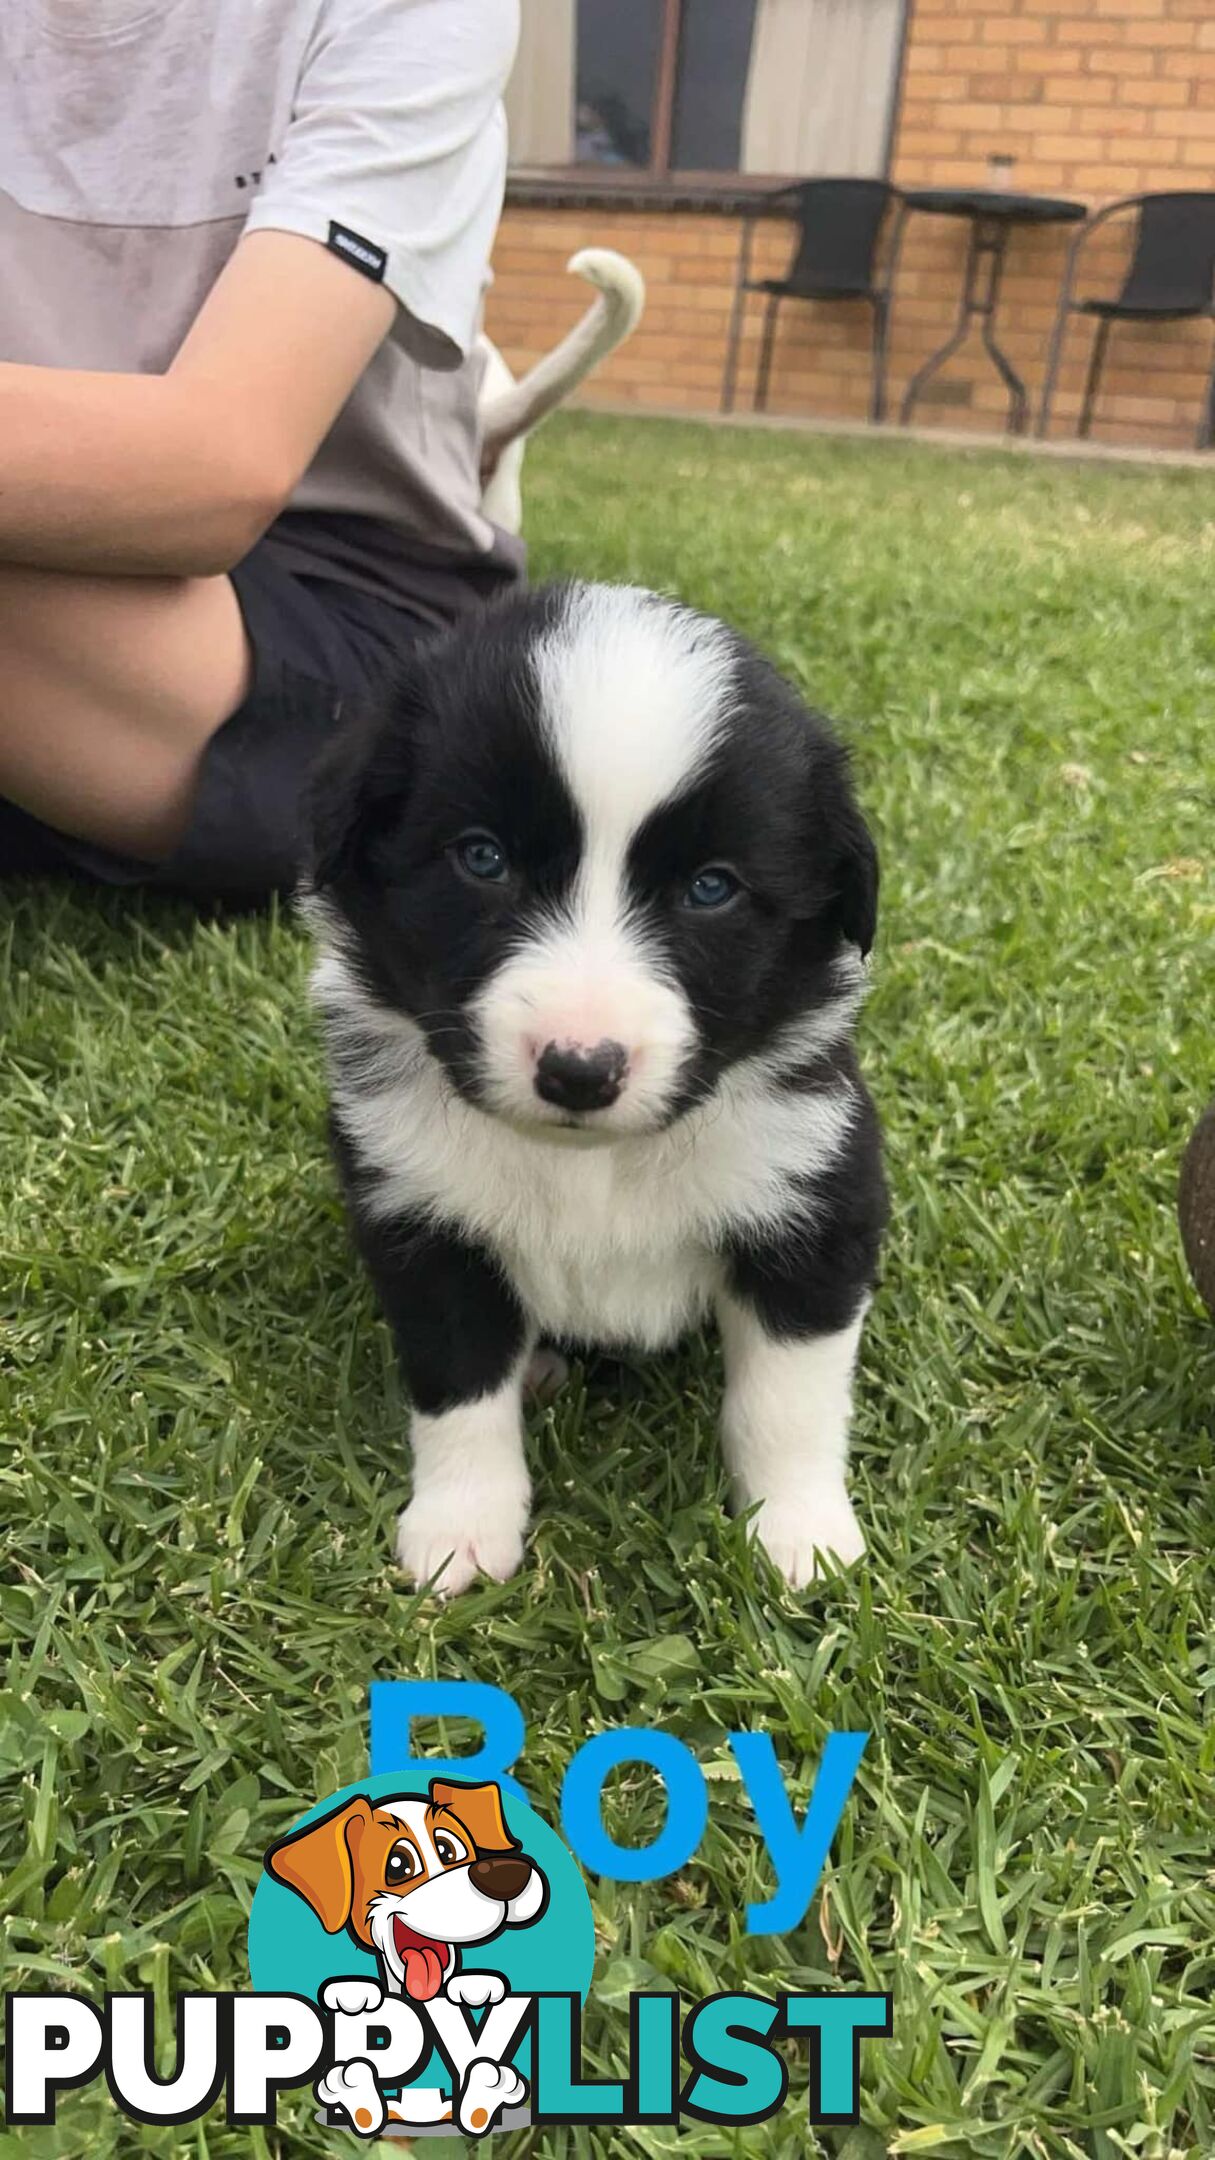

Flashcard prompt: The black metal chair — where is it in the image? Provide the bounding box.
[720,179,905,425]
[1038,191,1215,448]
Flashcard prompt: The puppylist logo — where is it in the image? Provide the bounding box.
[250,1771,587,2137]
[4,1684,892,2137]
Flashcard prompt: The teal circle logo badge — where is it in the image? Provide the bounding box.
[248,1773,595,2138]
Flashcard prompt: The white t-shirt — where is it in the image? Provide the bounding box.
[0,0,521,603]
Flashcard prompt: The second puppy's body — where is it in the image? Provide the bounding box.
[477,248,645,535]
[306,582,887,1595]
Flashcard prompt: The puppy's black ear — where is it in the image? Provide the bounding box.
[303,678,417,891]
[831,795,879,957]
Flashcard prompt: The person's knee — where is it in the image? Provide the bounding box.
[0,566,248,859]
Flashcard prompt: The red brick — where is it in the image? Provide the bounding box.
[983,14,1048,40]
[1101,47,1161,73]
[988,103,1059,137]
[1124,16,1197,40]
[1119,75,1191,102]
[1153,102,1215,133]
[1032,129,1088,159]
[972,71,1041,98]
[1163,49,1215,76]
[905,73,971,100]
[1085,103,1151,132]
[944,99,1008,129]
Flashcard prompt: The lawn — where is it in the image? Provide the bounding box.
[2,414,1213,2160]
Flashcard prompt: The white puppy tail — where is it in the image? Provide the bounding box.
[480,249,645,456]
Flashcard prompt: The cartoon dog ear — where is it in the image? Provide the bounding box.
[264,1796,375,1932]
[430,1779,518,1856]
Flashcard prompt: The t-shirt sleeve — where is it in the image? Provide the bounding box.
[242,0,519,367]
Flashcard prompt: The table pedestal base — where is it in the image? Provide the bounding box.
[900,215,1029,435]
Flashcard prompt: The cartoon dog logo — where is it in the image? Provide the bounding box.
[265,1777,547,2137]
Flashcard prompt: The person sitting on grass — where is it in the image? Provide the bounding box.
[0,0,521,905]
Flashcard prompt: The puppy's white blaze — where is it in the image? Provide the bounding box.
[534,583,736,842]
[467,585,736,1126]
[373,1798,447,1867]
[377,1797,427,1828]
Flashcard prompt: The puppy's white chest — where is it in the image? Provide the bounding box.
[496,1202,720,1348]
[330,1013,856,1352]
[471,1135,722,1345]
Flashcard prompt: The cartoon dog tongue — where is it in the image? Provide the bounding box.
[393,1918,450,2001]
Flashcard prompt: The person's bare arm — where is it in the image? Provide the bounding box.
[0,231,395,579]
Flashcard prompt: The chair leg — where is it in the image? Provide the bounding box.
[721,227,756,415]
[1037,300,1072,441]
[754,294,781,413]
[870,293,890,426]
[721,282,746,415]
[1078,317,1110,440]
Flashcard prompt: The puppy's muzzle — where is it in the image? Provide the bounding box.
[533,1038,628,1114]
[469,1854,532,1900]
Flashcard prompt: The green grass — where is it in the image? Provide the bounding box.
[3,414,1214,2160]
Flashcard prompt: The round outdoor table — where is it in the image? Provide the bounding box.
[898,187,1087,434]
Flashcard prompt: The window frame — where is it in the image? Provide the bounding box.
[649,0,682,177]
[574,0,728,184]
[510,0,912,198]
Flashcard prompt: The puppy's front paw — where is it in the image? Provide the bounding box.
[752,1484,865,1589]
[321,1977,383,2017]
[446,1970,506,2008]
[316,2058,384,2137]
[458,2056,527,2136]
[395,1485,529,1598]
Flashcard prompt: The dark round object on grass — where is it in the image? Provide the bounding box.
[1179,1098,1215,1317]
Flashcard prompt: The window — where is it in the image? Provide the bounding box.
[669,0,759,175]
[576,0,663,169]
[505,0,907,184]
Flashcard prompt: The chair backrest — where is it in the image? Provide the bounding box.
[780,178,896,297]
[1119,192,1215,312]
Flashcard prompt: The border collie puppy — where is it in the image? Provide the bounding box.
[303,582,887,1596]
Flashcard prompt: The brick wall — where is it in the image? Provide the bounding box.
[485,0,1215,450]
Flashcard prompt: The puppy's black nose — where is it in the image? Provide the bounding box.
[534,1038,626,1113]
[469,1855,532,1901]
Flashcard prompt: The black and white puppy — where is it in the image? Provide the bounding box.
[303,581,887,1596]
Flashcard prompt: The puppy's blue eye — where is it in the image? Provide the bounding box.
[684,865,739,911]
[454,832,509,883]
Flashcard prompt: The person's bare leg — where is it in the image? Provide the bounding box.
[0,564,252,861]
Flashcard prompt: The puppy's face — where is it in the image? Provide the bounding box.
[308,583,876,1137]
[266,1779,546,2002]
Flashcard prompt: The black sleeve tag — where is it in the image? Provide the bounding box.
[327,221,388,283]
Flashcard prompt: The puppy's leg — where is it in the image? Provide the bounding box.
[402,1379,531,1597]
[353,1207,532,1596]
[718,1093,885,1588]
[717,1292,869,1590]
